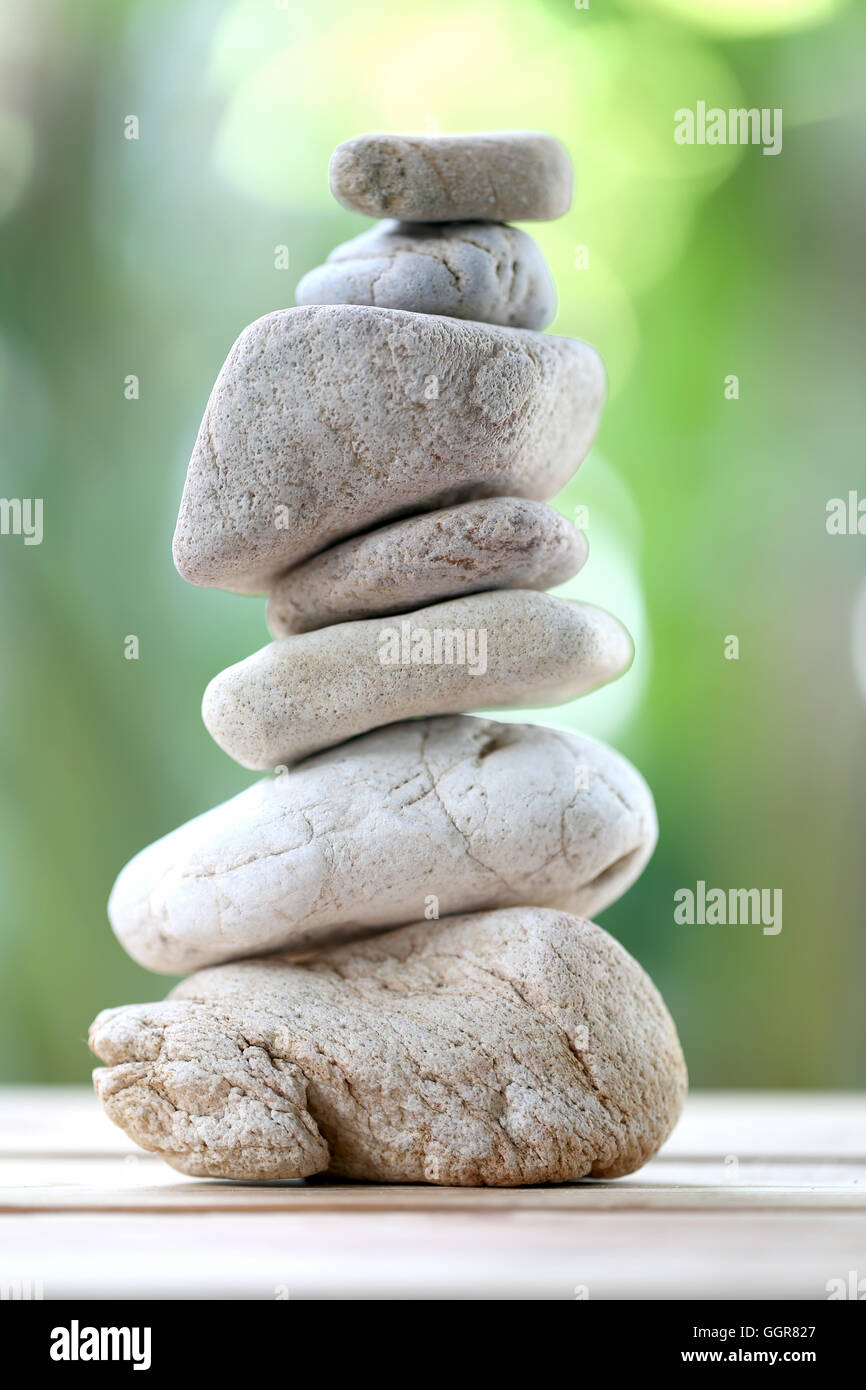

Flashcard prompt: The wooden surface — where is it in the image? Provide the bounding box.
[1,1088,864,1299]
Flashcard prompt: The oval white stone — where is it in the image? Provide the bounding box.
[108,715,657,974]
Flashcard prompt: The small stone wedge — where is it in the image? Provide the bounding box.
[266,498,586,636]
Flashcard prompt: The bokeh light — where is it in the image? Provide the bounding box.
[624,0,848,38]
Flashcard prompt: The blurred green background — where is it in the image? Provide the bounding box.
[0,0,863,1086]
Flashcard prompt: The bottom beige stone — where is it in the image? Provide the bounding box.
[91,908,686,1186]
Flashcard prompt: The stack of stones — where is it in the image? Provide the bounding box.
[90,132,687,1186]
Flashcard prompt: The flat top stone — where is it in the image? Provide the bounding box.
[329,132,573,223]
[91,906,686,1184]
[295,220,557,330]
[266,498,586,636]
[173,305,604,594]
[107,715,657,974]
[203,590,632,770]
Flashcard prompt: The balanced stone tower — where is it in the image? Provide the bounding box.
[90,132,687,1185]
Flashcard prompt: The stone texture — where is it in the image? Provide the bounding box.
[91,907,686,1184]
[108,715,657,974]
[295,220,556,329]
[204,591,631,770]
[266,498,586,636]
[329,132,572,223]
[172,305,604,594]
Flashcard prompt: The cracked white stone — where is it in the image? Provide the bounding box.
[107,715,657,974]
[296,220,556,329]
[91,906,686,1184]
[172,305,604,594]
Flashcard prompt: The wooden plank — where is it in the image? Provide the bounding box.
[2,1211,864,1300]
[3,1088,864,1158]
[1,1154,864,1214]
[664,1092,866,1159]
[0,1088,130,1155]
[1,1090,864,1298]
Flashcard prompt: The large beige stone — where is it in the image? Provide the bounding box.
[172,305,604,594]
[107,715,657,974]
[329,132,573,223]
[91,907,686,1184]
[204,591,631,769]
[295,220,556,329]
[266,498,586,636]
